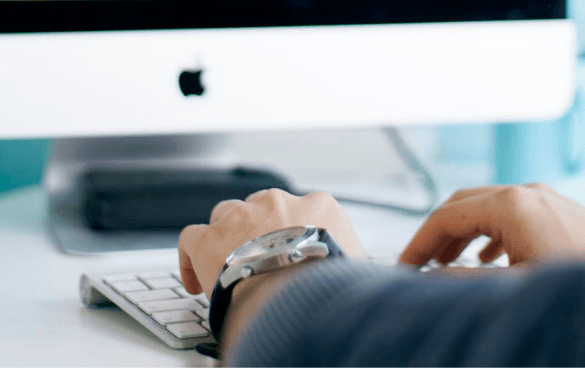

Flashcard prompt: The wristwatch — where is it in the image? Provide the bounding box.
[208,225,346,341]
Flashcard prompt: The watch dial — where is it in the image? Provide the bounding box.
[229,226,309,264]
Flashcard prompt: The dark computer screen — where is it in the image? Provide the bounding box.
[0,0,565,34]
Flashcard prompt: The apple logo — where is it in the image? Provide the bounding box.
[179,69,205,96]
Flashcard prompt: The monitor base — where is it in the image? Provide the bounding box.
[44,134,235,255]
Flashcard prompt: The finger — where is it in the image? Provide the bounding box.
[245,189,268,203]
[178,225,207,294]
[400,193,495,266]
[446,186,506,204]
[524,182,557,194]
[209,199,244,224]
[424,235,457,264]
[435,236,478,265]
[179,248,203,294]
[479,239,504,263]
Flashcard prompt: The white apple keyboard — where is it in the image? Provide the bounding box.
[79,270,216,350]
[78,246,507,355]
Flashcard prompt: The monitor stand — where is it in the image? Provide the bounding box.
[44,134,235,256]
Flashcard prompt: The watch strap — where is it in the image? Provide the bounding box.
[208,276,237,343]
[318,229,345,258]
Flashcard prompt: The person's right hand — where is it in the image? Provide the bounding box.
[399,183,585,268]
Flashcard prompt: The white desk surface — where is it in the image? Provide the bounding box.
[2,176,585,367]
[0,187,216,367]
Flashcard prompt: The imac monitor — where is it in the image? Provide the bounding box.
[0,0,575,254]
[0,0,575,136]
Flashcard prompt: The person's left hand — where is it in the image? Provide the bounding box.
[400,183,585,272]
[178,188,366,298]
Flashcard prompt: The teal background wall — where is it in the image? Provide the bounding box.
[0,140,51,194]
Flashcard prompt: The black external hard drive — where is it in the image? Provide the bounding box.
[83,166,292,230]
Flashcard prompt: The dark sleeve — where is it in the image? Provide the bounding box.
[227,260,585,367]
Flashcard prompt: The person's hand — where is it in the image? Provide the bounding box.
[399,183,585,268]
[178,189,365,298]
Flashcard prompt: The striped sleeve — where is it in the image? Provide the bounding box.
[227,260,585,367]
[226,258,417,366]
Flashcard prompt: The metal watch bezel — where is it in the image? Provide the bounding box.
[218,226,329,288]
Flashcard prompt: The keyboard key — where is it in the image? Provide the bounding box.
[201,321,211,331]
[171,271,182,281]
[138,298,204,314]
[138,271,171,280]
[454,256,480,267]
[195,308,209,321]
[125,289,180,304]
[194,294,210,308]
[167,322,209,339]
[174,289,210,307]
[174,287,192,298]
[152,311,200,326]
[144,278,182,289]
[103,274,137,283]
[109,280,149,293]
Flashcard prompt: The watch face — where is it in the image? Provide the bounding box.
[227,226,310,265]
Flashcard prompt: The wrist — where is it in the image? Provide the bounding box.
[206,226,347,359]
